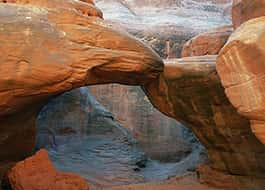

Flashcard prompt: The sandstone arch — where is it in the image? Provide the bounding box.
[1,1,265,190]
[0,1,163,179]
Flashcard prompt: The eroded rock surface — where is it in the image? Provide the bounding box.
[144,55,265,189]
[217,17,265,145]
[232,0,265,28]
[6,149,89,190]
[0,0,162,180]
[181,25,233,57]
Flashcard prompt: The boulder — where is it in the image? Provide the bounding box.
[6,149,89,190]
[0,0,162,180]
[181,25,233,57]
[232,0,265,28]
[144,55,265,189]
[217,17,265,145]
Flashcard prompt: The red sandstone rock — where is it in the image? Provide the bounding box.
[232,0,265,28]
[181,25,233,57]
[217,17,265,145]
[7,149,89,190]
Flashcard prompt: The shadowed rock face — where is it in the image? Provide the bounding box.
[0,1,163,179]
[144,56,265,189]
[217,17,265,145]
[89,84,206,163]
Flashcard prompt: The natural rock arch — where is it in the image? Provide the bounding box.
[1,0,265,190]
[0,0,163,180]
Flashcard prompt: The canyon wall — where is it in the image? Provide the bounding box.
[89,85,205,162]
[96,0,232,58]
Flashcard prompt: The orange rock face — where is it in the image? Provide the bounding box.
[181,25,233,57]
[217,17,265,145]
[232,0,265,28]
[0,0,102,18]
[7,149,89,190]
[0,0,163,179]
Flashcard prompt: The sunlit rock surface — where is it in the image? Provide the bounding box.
[217,17,265,145]
[144,55,265,189]
[6,150,89,190]
[181,25,233,57]
[95,0,232,57]
[0,0,162,180]
[36,87,208,189]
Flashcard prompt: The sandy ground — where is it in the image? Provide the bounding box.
[100,173,223,190]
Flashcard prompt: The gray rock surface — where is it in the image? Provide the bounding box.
[89,85,200,163]
[37,87,207,189]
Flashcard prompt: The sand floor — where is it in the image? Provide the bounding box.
[101,173,223,190]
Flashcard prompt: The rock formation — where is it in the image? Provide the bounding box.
[144,55,265,189]
[181,25,233,57]
[217,17,265,145]
[1,0,265,189]
[0,0,163,181]
[232,0,265,28]
[6,149,89,190]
